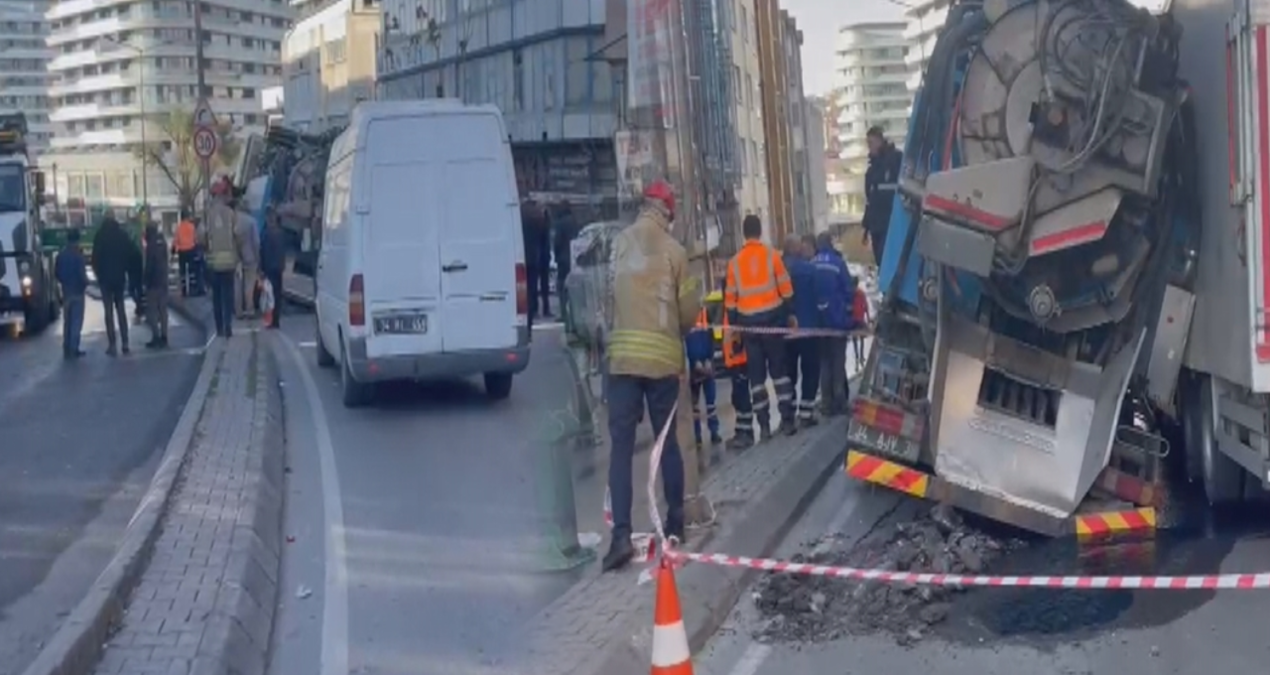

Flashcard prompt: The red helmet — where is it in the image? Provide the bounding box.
[210,176,232,197]
[643,180,675,219]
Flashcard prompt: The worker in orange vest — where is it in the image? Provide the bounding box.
[724,214,797,438]
[721,309,755,450]
[173,212,199,297]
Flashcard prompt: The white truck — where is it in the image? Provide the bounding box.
[0,113,58,335]
[844,0,1270,537]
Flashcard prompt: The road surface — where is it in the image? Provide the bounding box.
[695,473,1270,675]
[0,297,206,674]
[268,308,601,675]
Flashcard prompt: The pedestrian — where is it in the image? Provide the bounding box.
[686,307,722,449]
[91,215,139,356]
[127,221,145,324]
[234,197,261,320]
[863,126,903,268]
[724,214,796,438]
[781,235,821,429]
[260,207,287,329]
[173,210,198,296]
[55,228,88,360]
[852,289,870,366]
[520,196,551,320]
[603,180,701,572]
[552,200,580,329]
[720,308,755,450]
[812,232,857,416]
[143,224,170,349]
[203,177,241,338]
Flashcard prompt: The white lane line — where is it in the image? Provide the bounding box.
[278,333,350,675]
[728,644,772,675]
[296,340,316,348]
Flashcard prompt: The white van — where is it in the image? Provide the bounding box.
[313,100,531,407]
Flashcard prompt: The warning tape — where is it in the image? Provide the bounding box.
[661,550,1270,590]
[701,323,873,339]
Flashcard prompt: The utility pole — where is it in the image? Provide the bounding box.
[192,0,209,214]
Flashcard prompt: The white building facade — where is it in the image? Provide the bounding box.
[282,0,379,133]
[44,0,291,226]
[376,0,618,213]
[730,0,769,226]
[0,1,53,156]
[831,21,910,218]
[902,0,946,93]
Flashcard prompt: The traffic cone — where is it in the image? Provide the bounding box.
[650,557,693,674]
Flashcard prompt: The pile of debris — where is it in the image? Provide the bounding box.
[753,505,1027,645]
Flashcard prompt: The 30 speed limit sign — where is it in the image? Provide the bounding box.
[193,126,218,160]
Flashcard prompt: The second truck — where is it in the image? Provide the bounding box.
[845,0,1270,537]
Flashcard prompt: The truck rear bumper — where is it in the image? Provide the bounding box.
[844,449,1158,539]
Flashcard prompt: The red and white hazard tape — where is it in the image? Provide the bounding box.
[662,550,1270,590]
[702,323,872,339]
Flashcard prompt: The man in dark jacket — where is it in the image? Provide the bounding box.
[781,236,821,428]
[863,126,903,268]
[812,232,857,415]
[259,208,287,329]
[55,229,89,359]
[143,224,170,349]
[552,201,580,328]
[520,198,551,319]
[92,216,139,355]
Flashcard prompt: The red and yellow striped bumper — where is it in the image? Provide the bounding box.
[1073,508,1157,539]
[844,450,929,498]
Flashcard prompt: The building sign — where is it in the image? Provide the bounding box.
[615,130,654,199]
[627,0,675,127]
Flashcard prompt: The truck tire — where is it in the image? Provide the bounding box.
[23,298,47,335]
[1182,372,1243,503]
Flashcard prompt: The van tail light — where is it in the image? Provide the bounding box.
[515,263,527,316]
[349,273,365,327]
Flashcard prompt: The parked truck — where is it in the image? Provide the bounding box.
[844,0,1270,537]
[0,113,59,335]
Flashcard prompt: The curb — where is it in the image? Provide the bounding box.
[193,333,286,675]
[167,293,212,335]
[18,340,224,675]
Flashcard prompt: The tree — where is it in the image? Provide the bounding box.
[133,107,240,211]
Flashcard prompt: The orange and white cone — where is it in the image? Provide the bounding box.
[650,557,693,674]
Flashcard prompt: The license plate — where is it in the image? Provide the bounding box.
[374,314,427,334]
[847,421,921,463]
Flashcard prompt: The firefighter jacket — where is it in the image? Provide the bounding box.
[724,239,793,327]
[606,205,702,379]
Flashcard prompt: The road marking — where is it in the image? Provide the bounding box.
[278,334,350,675]
[728,644,772,675]
[296,340,316,348]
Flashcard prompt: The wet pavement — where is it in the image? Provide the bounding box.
[696,477,1270,675]
[0,297,205,674]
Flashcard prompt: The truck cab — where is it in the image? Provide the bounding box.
[0,114,59,334]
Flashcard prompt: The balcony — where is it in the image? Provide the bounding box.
[49,102,144,123]
[48,0,287,22]
[49,68,273,97]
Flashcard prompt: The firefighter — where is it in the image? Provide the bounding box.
[721,309,755,450]
[603,180,702,572]
[724,214,797,438]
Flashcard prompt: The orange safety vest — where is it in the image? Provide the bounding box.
[724,240,793,317]
[695,307,708,328]
[722,312,746,367]
[174,220,196,252]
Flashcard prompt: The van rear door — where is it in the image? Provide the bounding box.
[362,151,444,358]
[436,115,519,352]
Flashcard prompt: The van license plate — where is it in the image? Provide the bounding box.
[375,314,427,334]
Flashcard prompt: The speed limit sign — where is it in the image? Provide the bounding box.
[193,126,218,160]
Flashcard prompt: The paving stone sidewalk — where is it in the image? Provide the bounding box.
[92,332,284,675]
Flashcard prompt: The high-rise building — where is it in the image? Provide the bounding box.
[0,1,53,156]
[731,0,769,237]
[281,0,380,133]
[44,0,291,226]
[377,0,617,216]
[832,20,909,218]
[901,0,947,93]
[778,8,815,236]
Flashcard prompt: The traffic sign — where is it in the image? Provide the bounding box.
[193,126,218,159]
[192,99,215,129]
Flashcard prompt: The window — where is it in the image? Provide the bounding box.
[85,174,104,201]
[512,49,524,111]
[565,37,590,106]
[733,66,742,103]
[0,163,25,213]
[740,4,747,41]
[108,171,133,199]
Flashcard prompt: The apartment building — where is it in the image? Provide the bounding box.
[831,20,909,218]
[754,0,794,243]
[44,0,291,226]
[0,1,53,156]
[901,0,946,93]
[730,0,769,237]
[778,8,815,236]
[377,0,617,213]
[804,97,827,234]
[281,0,379,132]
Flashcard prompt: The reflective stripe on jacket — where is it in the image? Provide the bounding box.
[202,202,240,271]
[607,205,703,378]
[723,240,792,326]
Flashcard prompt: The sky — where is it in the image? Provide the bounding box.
[780,0,904,97]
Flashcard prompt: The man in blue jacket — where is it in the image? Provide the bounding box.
[812,232,857,415]
[55,229,89,360]
[782,236,822,429]
[685,308,723,447]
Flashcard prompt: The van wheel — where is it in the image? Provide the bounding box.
[484,373,513,400]
[315,316,335,367]
[340,341,372,408]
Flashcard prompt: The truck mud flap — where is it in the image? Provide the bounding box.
[844,450,1157,540]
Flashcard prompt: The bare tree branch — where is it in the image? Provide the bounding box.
[132,107,240,211]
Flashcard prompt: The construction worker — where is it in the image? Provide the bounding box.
[724,214,797,438]
[603,180,701,572]
[721,308,755,450]
[685,307,722,448]
[173,211,199,296]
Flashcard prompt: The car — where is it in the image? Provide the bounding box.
[312,100,531,407]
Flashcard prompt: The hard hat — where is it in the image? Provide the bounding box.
[643,180,675,219]
[210,176,231,197]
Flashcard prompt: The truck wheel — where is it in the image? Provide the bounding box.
[23,302,47,335]
[1182,372,1243,504]
[484,373,513,400]
[340,338,371,408]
